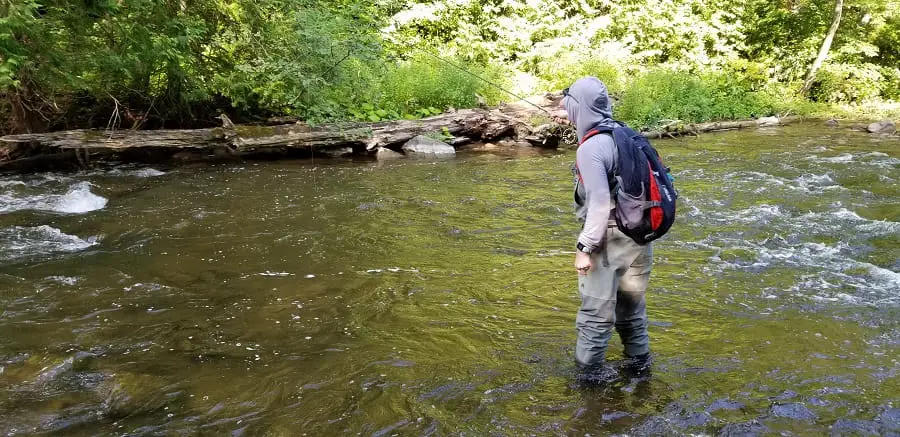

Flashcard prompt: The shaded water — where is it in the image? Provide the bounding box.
[0,124,898,436]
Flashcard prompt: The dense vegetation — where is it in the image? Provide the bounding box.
[1,0,898,134]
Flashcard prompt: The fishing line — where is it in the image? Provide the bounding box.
[410,46,554,116]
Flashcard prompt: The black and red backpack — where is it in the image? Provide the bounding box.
[576,123,677,245]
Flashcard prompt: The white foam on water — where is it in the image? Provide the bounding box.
[724,171,787,186]
[792,173,844,192]
[0,180,26,188]
[704,204,786,225]
[867,264,900,289]
[105,168,166,178]
[51,182,108,213]
[712,238,899,305]
[809,153,855,163]
[0,181,107,214]
[123,282,174,292]
[132,168,166,178]
[0,226,98,262]
[807,152,899,168]
[795,208,900,237]
[257,271,294,277]
[44,276,79,285]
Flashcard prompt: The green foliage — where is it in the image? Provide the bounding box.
[424,127,453,142]
[808,62,886,103]
[342,54,508,122]
[540,58,626,96]
[1,0,897,134]
[613,69,776,130]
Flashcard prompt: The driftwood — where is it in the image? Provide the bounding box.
[642,116,801,139]
[0,96,561,170]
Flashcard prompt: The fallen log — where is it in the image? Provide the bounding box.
[0,101,560,170]
[641,116,801,139]
[0,88,804,171]
[0,105,550,148]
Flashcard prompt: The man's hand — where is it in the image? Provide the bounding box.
[575,251,593,275]
[551,108,569,125]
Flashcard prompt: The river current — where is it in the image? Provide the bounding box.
[0,124,897,435]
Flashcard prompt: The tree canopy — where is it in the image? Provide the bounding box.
[0,0,897,133]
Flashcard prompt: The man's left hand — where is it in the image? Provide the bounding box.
[575,251,592,275]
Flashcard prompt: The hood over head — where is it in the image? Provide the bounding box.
[563,76,616,141]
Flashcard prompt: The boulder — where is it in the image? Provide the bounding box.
[375,147,404,160]
[401,135,456,157]
[867,120,896,135]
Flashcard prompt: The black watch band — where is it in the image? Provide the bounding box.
[576,242,592,254]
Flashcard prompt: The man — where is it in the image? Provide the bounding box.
[555,77,653,376]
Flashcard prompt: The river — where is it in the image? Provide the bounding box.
[0,124,897,436]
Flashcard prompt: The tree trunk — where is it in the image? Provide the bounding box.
[801,0,843,94]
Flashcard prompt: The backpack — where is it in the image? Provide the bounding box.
[575,122,677,245]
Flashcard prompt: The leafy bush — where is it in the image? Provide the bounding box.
[808,63,886,104]
[344,54,509,122]
[882,67,900,101]
[612,68,776,130]
[540,57,626,96]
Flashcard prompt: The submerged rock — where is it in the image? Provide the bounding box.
[718,421,769,437]
[319,147,354,158]
[867,120,896,134]
[824,119,839,127]
[707,399,745,412]
[375,147,404,160]
[771,402,817,421]
[878,407,900,431]
[401,135,455,157]
[830,418,881,436]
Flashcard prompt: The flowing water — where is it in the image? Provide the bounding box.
[0,124,897,436]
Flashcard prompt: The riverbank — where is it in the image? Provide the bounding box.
[5,92,892,173]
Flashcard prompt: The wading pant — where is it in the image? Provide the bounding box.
[575,226,653,367]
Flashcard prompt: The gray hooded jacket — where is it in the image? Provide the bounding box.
[564,77,619,252]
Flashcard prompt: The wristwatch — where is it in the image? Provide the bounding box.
[576,242,592,254]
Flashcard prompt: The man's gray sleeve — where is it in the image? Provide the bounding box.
[576,138,615,252]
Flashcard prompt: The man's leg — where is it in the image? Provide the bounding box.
[615,244,653,358]
[575,231,619,368]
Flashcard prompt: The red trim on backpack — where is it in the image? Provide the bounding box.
[580,129,601,145]
[648,162,663,230]
[574,129,603,184]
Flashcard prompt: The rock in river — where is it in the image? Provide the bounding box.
[867,120,896,134]
[401,135,455,157]
[375,147,404,160]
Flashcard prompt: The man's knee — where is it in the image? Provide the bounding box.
[577,297,617,328]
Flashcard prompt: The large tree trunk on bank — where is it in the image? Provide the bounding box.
[0,101,555,170]
[802,0,843,94]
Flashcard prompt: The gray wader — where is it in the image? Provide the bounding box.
[575,222,653,367]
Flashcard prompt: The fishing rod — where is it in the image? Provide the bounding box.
[410,46,555,116]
